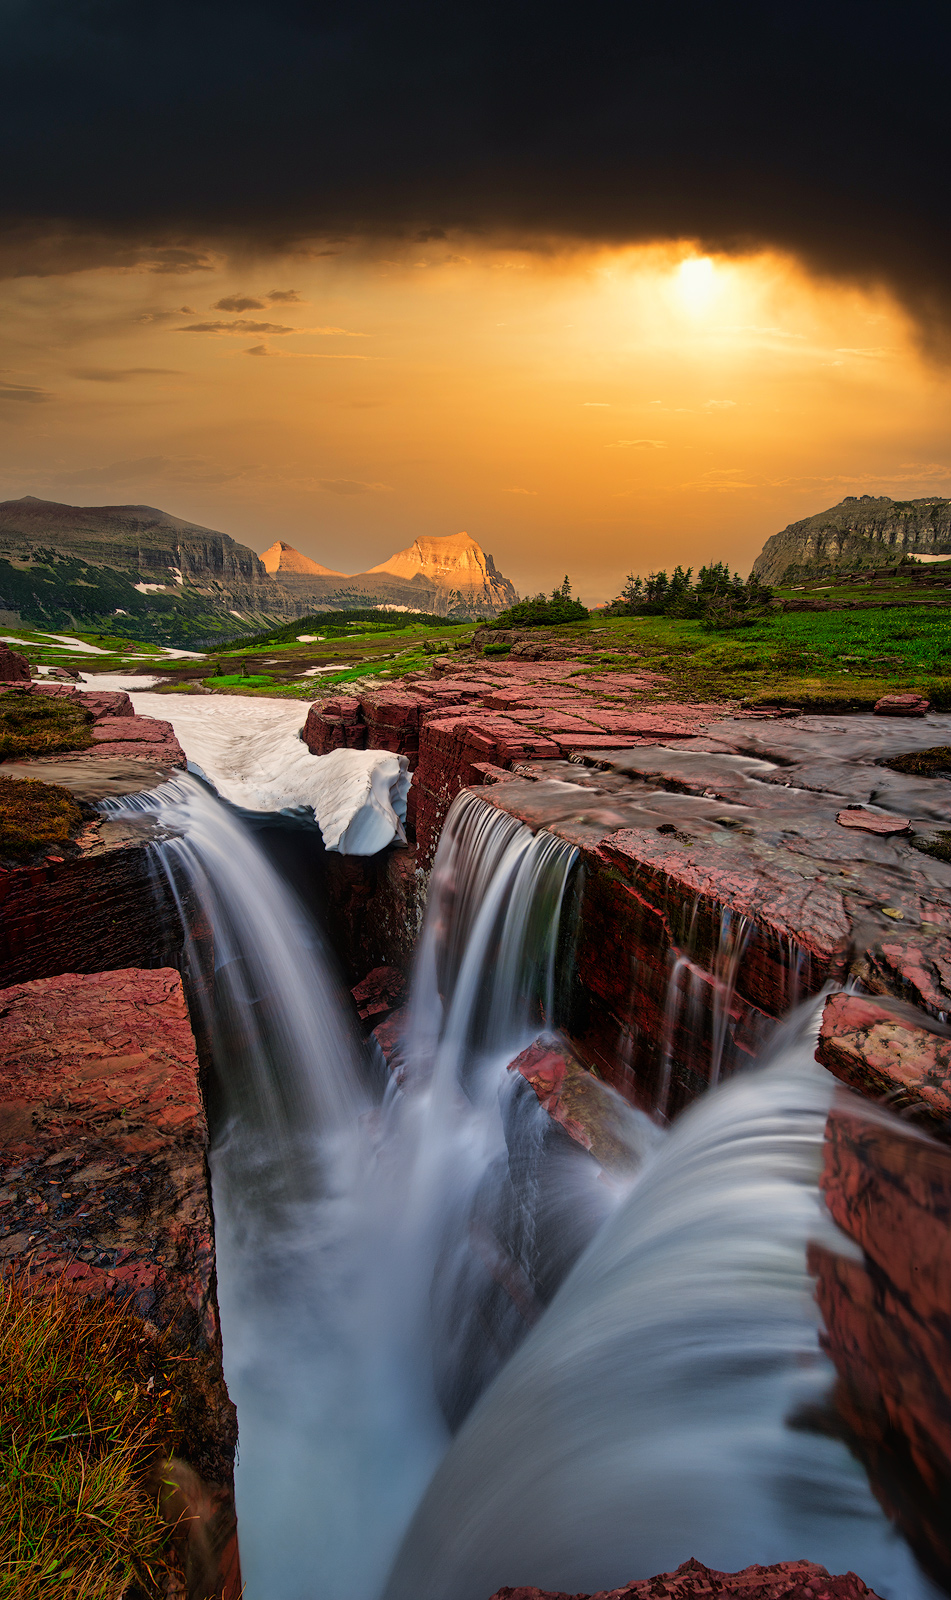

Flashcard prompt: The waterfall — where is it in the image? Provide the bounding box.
[112,779,633,1600]
[382,1009,931,1600]
[108,777,935,1600]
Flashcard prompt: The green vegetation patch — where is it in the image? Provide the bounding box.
[0,691,93,760]
[0,776,84,865]
[0,1274,183,1599]
[493,578,589,628]
[205,672,275,688]
[883,746,951,778]
[237,608,472,649]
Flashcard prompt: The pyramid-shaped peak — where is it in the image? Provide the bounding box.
[261,540,343,577]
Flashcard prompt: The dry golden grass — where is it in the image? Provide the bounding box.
[0,1274,180,1600]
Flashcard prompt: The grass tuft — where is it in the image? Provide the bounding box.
[0,776,84,865]
[0,1274,182,1600]
[0,692,93,761]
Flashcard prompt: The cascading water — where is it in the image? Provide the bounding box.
[113,779,633,1600]
[110,774,942,1600]
[383,1011,933,1600]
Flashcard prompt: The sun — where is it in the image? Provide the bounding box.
[675,255,718,312]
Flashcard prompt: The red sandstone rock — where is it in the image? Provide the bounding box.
[489,1557,881,1599]
[810,1105,951,1586]
[836,807,910,835]
[0,966,240,1596]
[508,1035,649,1175]
[873,693,930,716]
[816,993,951,1133]
[0,644,30,682]
[351,963,407,1026]
[0,967,220,1341]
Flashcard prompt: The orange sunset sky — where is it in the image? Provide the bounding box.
[3,239,950,607]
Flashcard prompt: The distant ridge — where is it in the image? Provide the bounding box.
[0,496,518,640]
[753,494,951,583]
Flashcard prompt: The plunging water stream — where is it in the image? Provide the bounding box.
[111,774,943,1600]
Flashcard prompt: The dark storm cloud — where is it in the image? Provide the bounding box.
[1,2,950,332]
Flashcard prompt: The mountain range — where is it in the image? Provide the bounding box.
[752,495,951,583]
[0,497,517,642]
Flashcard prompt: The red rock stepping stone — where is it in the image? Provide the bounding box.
[836,806,910,835]
[873,693,930,716]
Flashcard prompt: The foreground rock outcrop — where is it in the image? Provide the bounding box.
[0,965,239,1596]
[489,1559,881,1599]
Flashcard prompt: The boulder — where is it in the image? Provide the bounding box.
[873,694,930,716]
[0,645,30,683]
[816,992,951,1134]
[489,1557,882,1598]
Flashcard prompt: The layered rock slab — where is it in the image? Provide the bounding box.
[808,1099,951,1589]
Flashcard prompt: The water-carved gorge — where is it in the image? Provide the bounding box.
[2,642,951,1599]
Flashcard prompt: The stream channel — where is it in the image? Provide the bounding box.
[86,676,948,1600]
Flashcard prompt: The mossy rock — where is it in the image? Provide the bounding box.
[912,831,951,865]
[0,690,94,760]
[0,774,85,864]
[883,746,951,778]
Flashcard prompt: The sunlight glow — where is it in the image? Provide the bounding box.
[675,256,718,312]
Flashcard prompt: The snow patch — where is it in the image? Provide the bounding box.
[135,582,168,593]
[118,690,409,852]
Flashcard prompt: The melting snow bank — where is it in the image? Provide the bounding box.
[94,687,410,852]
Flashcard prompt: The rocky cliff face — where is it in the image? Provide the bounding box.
[0,495,292,638]
[367,531,518,614]
[260,531,518,617]
[0,500,518,630]
[752,496,951,583]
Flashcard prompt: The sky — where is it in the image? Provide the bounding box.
[1,2,950,606]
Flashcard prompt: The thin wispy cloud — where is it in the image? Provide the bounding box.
[179,319,296,335]
[607,438,666,449]
[319,478,391,494]
[243,344,369,360]
[71,367,181,382]
[0,380,52,403]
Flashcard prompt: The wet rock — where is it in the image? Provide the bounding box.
[0,644,30,683]
[874,694,930,716]
[508,1035,657,1176]
[816,993,951,1135]
[0,814,188,987]
[809,1105,951,1589]
[489,1556,882,1598]
[351,963,407,1028]
[836,807,910,835]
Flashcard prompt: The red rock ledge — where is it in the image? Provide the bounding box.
[302,661,729,866]
[2,679,186,767]
[489,1557,880,1599]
